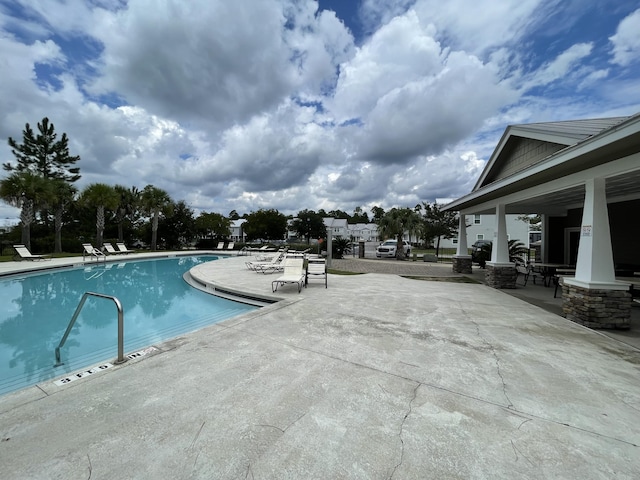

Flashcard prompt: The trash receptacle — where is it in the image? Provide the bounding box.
[358,241,365,258]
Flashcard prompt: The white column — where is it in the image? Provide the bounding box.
[540,214,548,263]
[455,214,468,256]
[490,203,510,264]
[568,178,619,287]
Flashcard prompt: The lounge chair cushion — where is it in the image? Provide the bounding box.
[116,243,134,253]
[272,258,305,293]
[13,245,50,261]
[104,243,120,255]
[83,243,106,262]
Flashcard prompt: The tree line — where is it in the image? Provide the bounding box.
[0,117,458,256]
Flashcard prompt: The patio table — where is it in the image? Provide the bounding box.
[530,263,573,287]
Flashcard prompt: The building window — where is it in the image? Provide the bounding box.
[452,238,458,244]
[474,215,481,224]
[477,234,484,240]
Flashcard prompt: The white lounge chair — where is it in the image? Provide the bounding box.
[83,243,106,262]
[254,247,284,262]
[116,243,134,254]
[226,242,234,250]
[103,243,121,255]
[305,258,327,288]
[272,257,305,293]
[246,249,286,273]
[249,245,275,255]
[216,242,224,250]
[13,244,50,261]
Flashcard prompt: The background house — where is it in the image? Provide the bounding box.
[323,218,349,239]
[437,214,530,249]
[346,222,379,242]
[230,219,246,243]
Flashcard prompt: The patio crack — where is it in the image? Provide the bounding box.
[468,317,514,409]
[389,382,420,479]
[256,411,307,434]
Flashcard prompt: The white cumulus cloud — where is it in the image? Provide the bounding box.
[610,8,640,67]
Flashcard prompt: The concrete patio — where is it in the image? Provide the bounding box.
[1,253,639,479]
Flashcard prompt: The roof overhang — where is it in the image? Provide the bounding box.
[445,113,640,215]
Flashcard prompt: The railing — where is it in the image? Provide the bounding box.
[54,292,127,367]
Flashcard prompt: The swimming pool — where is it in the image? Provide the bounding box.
[0,255,257,396]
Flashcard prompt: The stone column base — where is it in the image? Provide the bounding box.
[561,282,631,329]
[452,255,472,274]
[485,263,516,289]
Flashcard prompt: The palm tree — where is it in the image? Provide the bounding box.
[332,236,352,259]
[80,183,120,248]
[114,185,140,242]
[477,239,529,268]
[50,180,77,253]
[0,171,51,250]
[402,207,422,247]
[141,185,172,250]
[377,208,420,260]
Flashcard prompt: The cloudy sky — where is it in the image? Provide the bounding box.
[1,0,639,223]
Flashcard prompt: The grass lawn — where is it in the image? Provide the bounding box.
[327,268,363,275]
[0,252,82,262]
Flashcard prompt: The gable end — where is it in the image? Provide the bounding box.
[479,137,566,187]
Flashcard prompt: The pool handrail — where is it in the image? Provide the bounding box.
[54,291,127,367]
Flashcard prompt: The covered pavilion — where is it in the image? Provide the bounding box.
[444,112,640,328]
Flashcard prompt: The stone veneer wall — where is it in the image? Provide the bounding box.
[485,264,516,289]
[561,282,631,329]
[452,256,472,274]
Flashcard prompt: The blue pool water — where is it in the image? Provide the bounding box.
[0,255,257,396]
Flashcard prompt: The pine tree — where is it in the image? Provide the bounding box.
[4,117,81,183]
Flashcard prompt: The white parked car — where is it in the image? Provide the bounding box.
[376,239,411,258]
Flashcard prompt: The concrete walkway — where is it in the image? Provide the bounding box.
[1,254,639,479]
[332,257,640,350]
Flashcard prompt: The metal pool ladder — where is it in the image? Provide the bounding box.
[54,292,127,367]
